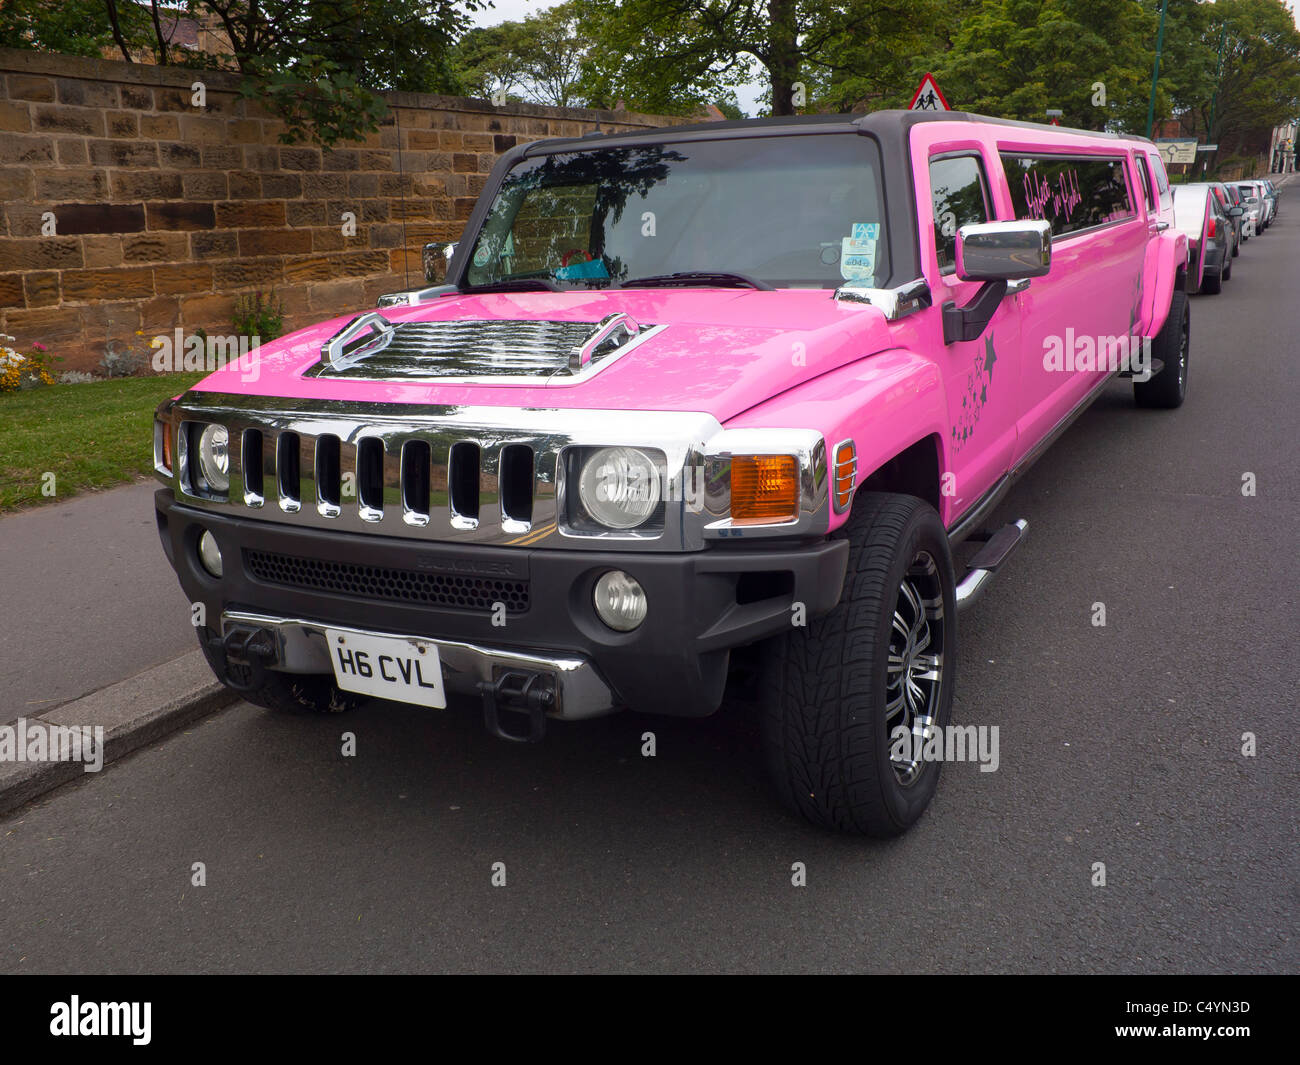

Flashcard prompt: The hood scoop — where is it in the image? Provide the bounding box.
[307,312,657,383]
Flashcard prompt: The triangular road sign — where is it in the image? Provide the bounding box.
[909,73,950,112]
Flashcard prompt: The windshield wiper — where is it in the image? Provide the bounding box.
[617,271,775,291]
[460,278,561,293]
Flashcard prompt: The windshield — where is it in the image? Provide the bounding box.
[463,134,888,290]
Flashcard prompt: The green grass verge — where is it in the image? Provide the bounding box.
[0,374,206,511]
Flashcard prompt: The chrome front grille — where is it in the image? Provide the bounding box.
[211,417,543,543]
[164,393,739,551]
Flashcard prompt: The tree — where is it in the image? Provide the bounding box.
[0,0,154,59]
[575,0,945,117]
[1196,0,1300,156]
[453,4,590,108]
[926,0,1158,130]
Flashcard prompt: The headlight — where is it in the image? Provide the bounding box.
[576,446,661,529]
[197,424,229,494]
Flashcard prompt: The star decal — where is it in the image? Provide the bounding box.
[984,334,998,382]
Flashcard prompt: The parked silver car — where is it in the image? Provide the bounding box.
[1173,184,1231,294]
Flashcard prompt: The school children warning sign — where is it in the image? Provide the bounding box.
[909,74,950,112]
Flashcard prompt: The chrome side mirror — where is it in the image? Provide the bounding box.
[954,220,1052,282]
[423,242,458,284]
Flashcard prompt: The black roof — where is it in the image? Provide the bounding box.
[524,108,1153,156]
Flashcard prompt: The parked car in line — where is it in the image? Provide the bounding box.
[152,110,1191,836]
[1187,182,1243,258]
[1234,180,1271,232]
[1174,185,1231,293]
[1262,178,1279,222]
[1223,182,1249,245]
[1235,184,1262,238]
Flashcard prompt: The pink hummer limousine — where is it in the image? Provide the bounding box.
[153,111,1190,835]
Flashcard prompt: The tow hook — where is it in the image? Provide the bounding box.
[206,626,278,691]
[479,671,555,743]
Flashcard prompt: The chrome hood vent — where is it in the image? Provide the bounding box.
[307,312,661,383]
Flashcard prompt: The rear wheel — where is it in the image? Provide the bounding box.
[760,493,957,836]
[1200,257,1223,294]
[1135,287,1189,409]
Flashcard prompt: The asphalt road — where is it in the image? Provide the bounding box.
[2,212,1297,974]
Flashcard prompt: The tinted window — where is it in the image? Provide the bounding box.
[465,135,888,289]
[1150,153,1170,195]
[930,154,991,273]
[1136,157,1154,212]
[1001,154,1134,237]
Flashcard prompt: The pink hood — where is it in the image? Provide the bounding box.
[194,288,897,423]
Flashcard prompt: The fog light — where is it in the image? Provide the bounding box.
[197,530,223,578]
[593,570,646,631]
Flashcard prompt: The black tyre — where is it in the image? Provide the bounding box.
[1200,258,1223,294]
[760,492,957,836]
[1135,286,1189,409]
[198,630,365,714]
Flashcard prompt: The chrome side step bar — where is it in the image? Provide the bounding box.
[954,519,1028,612]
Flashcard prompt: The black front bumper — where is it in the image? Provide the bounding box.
[155,489,848,717]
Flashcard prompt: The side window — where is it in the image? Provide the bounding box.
[1149,152,1172,206]
[930,154,991,273]
[1136,156,1155,213]
[1000,154,1134,237]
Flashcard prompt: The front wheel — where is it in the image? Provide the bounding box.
[1135,287,1189,409]
[760,493,957,836]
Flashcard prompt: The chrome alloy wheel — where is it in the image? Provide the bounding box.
[885,550,946,787]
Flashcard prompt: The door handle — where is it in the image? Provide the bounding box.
[1007,278,1030,295]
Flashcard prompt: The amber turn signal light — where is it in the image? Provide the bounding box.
[833,440,856,512]
[731,455,799,525]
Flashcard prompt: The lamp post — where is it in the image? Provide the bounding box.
[1145,0,1170,139]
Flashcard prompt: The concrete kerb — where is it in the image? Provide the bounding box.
[0,649,237,816]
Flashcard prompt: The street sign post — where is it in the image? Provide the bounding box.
[1156,138,1198,165]
[908,74,950,112]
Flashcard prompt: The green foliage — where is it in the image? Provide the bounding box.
[243,58,389,147]
[1196,0,1300,155]
[0,0,159,57]
[231,291,286,343]
[453,3,590,107]
[924,0,1157,130]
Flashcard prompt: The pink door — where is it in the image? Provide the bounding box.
[911,128,1022,520]
[998,148,1148,463]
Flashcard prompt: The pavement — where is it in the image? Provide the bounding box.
[0,482,198,724]
[0,207,1296,974]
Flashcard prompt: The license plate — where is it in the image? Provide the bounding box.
[325,629,446,708]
